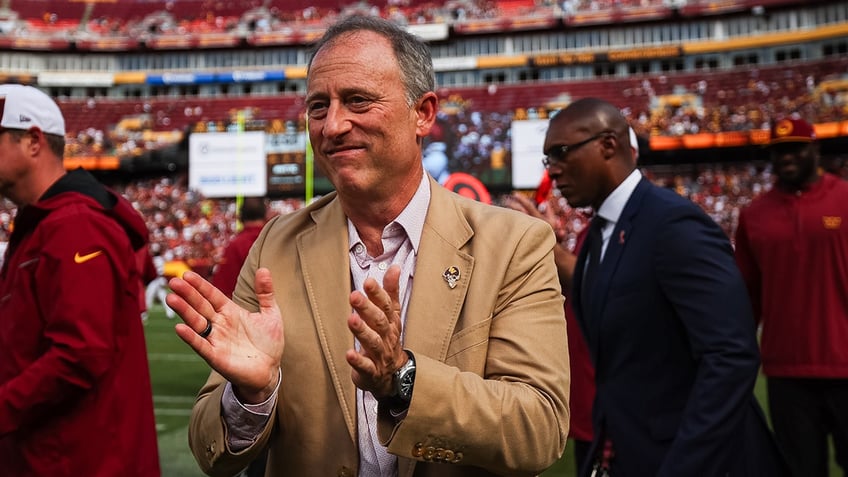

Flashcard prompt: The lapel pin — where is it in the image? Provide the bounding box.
[619,230,626,245]
[443,266,460,289]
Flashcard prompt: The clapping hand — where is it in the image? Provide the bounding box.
[345,265,408,398]
[167,268,284,403]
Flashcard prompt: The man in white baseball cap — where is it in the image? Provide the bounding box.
[0,84,162,476]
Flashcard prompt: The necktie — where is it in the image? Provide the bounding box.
[581,217,606,310]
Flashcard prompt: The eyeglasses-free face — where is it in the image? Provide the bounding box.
[542,131,612,169]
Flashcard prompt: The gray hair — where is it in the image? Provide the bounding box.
[308,15,435,107]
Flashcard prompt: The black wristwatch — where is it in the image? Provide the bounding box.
[393,350,416,403]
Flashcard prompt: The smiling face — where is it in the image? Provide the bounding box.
[305,31,433,207]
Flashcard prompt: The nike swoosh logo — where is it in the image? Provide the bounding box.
[74,250,103,264]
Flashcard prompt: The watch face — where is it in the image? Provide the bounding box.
[398,369,415,400]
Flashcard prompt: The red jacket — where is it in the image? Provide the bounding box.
[212,223,264,298]
[735,173,848,378]
[0,170,160,476]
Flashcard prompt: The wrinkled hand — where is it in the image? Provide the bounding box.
[346,265,407,398]
[166,268,283,403]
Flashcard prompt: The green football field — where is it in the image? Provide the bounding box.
[145,305,210,477]
[145,305,839,477]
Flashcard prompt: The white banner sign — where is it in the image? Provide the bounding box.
[510,119,549,190]
[188,131,267,198]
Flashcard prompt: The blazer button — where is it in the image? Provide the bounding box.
[412,443,425,457]
[423,446,436,461]
[206,441,216,456]
[433,448,445,462]
[337,465,354,477]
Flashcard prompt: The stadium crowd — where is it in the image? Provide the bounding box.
[2,65,846,271]
[117,177,303,277]
[3,0,701,41]
[5,158,840,276]
[54,54,848,161]
[2,0,837,162]
[0,2,845,275]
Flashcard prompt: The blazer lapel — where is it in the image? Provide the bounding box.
[589,178,650,328]
[297,180,478,474]
[298,196,358,444]
[398,179,474,477]
[403,179,474,360]
[590,223,628,317]
[588,178,650,363]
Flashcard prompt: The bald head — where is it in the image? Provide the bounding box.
[553,98,636,171]
[543,98,636,209]
[554,98,630,151]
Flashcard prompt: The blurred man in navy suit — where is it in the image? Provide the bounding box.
[544,97,787,476]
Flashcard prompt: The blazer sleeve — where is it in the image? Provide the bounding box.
[379,219,570,476]
[187,371,277,477]
[653,204,761,477]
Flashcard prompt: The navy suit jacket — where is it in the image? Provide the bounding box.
[573,178,787,477]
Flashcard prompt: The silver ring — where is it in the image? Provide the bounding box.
[199,320,212,338]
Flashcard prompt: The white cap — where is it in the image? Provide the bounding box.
[0,84,65,136]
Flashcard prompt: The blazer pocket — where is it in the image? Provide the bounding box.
[445,316,492,373]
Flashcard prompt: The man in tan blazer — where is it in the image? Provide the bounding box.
[167,14,570,477]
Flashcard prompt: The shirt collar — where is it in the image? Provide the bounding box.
[347,173,431,254]
[597,169,642,225]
